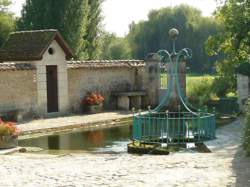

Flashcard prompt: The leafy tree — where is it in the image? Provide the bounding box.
[99,32,132,60]
[83,0,103,59]
[127,5,219,73]
[17,0,90,58]
[206,0,250,93]
[0,0,15,47]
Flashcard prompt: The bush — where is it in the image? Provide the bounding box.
[243,99,250,156]
[187,77,214,107]
[212,77,232,98]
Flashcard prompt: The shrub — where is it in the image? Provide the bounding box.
[212,77,233,98]
[243,99,250,156]
[187,77,214,108]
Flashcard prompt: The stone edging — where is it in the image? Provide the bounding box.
[19,117,133,140]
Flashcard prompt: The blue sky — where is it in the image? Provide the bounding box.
[10,0,217,36]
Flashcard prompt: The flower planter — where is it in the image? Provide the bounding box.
[0,136,18,149]
[84,103,103,114]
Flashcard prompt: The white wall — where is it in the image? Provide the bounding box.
[35,40,69,115]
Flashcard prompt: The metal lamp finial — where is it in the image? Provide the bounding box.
[169,28,179,54]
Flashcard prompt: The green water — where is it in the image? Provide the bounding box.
[18,124,132,154]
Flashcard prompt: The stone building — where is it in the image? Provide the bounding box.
[0,29,160,120]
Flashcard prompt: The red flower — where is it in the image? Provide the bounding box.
[82,92,104,105]
[0,118,20,137]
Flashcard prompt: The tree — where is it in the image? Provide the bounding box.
[17,0,90,58]
[83,0,103,59]
[206,0,250,93]
[99,32,131,59]
[127,5,219,73]
[0,0,15,47]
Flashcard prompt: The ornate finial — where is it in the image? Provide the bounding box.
[169,28,179,40]
[169,28,179,54]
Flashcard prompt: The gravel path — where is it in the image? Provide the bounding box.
[0,118,249,187]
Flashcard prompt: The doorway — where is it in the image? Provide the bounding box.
[46,65,59,113]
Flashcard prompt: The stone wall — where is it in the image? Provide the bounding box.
[237,74,249,110]
[68,64,145,112]
[0,59,161,119]
[0,69,37,119]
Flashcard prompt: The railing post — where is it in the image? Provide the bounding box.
[204,105,208,139]
[213,107,216,138]
[132,107,136,141]
[166,110,169,144]
[198,109,201,142]
[178,105,181,144]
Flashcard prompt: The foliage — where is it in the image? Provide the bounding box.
[212,76,234,97]
[244,99,250,156]
[127,5,219,73]
[0,0,15,47]
[206,0,250,93]
[82,92,104,105]
[187,76,215,107]
[99,32,132,59]
[0,118,20,137]
[83,0,103,59]
[17,0,103,59]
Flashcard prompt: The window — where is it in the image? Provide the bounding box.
[48,47,55,55]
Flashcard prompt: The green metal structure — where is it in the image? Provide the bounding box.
[132,28,216,144]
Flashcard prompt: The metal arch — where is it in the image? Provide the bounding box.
[151,32,197,114]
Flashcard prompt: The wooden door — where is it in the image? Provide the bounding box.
[46,65,59,113]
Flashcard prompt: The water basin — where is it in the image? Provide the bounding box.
[18,124,132,154]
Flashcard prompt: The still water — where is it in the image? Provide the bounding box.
[18,124,132,154]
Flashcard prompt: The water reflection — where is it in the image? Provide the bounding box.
[19,124,132,153]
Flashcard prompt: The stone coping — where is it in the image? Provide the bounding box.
[0,60,145,71]
[18,111,134,137]
[111,91,147,96]
[0,63,36,71]
[67,60,145,69]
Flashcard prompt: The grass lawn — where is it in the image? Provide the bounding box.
[160,74,215,89]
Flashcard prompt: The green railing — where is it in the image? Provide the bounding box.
[132,111,216,144]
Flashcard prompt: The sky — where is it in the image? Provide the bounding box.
[10,0,217,37]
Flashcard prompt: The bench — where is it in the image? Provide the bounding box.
[111,91,147,111]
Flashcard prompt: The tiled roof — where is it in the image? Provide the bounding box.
[0,63,36,71]
[0,29,74,62]
[67,60,145,69]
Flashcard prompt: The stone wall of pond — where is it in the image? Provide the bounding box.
[0,66,38,120]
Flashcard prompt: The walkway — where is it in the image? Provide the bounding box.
[18,111,133,135]
[0,118,249,186]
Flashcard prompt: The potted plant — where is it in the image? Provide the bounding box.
[82,92,104,114]
[0,118,20,149]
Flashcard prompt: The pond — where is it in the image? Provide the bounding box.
[18,124,132,154]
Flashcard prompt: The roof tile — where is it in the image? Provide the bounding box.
[67,60,145,69]
[0,63,36,71]
[0,29,74,61]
